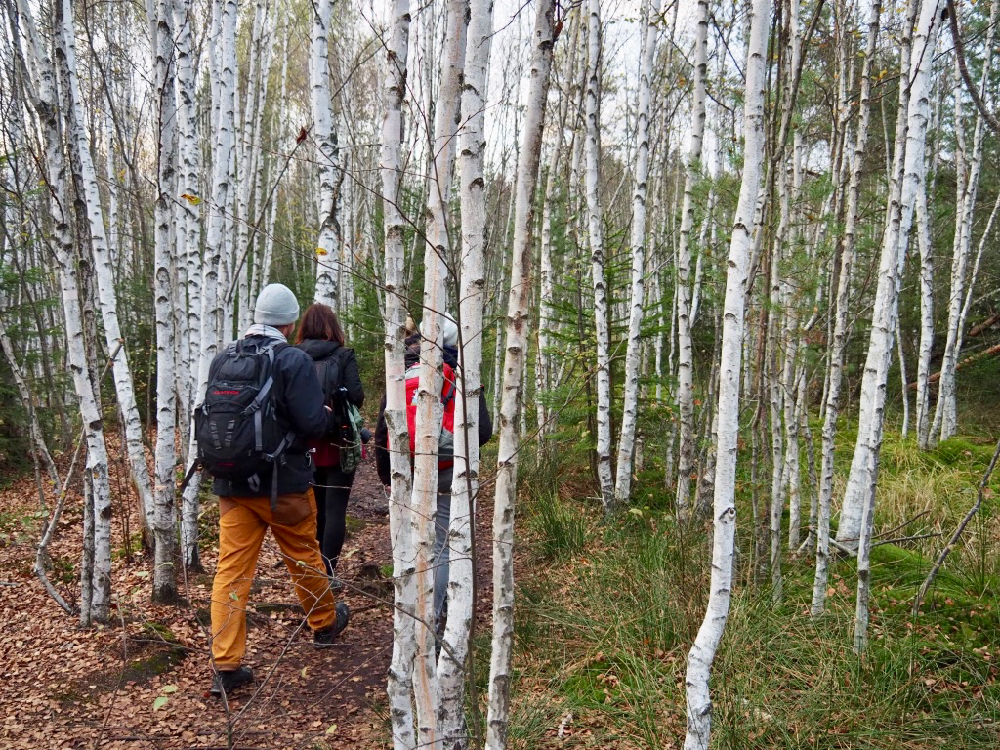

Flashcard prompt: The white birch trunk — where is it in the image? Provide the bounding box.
[853,0,941,653]
[54,0,117,623]
[312,0,339,308]
[149,0,179,602]
[673,0,709,519]
[915,182,935,448]
[486,5,558,747]
[58,0,154,538]
[410,0,468,744]
[812,0,880,615]
[438,0,494,742]
[836,0,929,547]
[613,0,662,507]
[683,0,769,742]
[934,0,999,441]
[585,0,614,511]
[380,0,415,743]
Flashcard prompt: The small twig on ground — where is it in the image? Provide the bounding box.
[874,510,932,540]
[912,437,1000,617]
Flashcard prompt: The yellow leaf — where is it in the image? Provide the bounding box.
[118,169,127,179]
[315,247,329,256]
[180,193,201,205]
[326,724,338,735]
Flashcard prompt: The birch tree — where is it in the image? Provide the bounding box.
[408,0,468,743]
[684,0,769,744]
[312,0,339,307]
[438,0,494,740]
[487,6,559,747]
[379,0,415,743]
[613,0,662,507]
[812,0,880,615]
[673,0,709,519]
[585,0,614,511]
[853,0,942,652]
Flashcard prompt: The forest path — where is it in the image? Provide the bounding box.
[0,450,494,749]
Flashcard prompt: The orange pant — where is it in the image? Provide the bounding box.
[210,490,338,670]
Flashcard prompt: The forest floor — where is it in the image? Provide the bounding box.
[0,447,494,750]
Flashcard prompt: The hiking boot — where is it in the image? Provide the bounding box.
[209,665,254,697]
[314,602,351,647]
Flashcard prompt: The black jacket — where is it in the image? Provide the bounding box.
[374,345,493,485]
[210,335,338,497]
[296,339,365,408]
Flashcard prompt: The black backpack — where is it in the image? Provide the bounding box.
[192,339,297,501]
[313,349,350,441]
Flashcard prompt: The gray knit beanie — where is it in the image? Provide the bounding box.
[254,283,300,326]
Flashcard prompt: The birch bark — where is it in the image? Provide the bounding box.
[836,0,928,548]
[684,0,769,742]
[613,0,662,507]
[585,0,614,511]
[486,5,558,747]
[149,0,178,602]
[57,0,154,537]
[379,0,415,743]
[312,0,339,308]
[812,0,880,614]
[410,0,468,744]
[854,0,941,652]
[438,0,494,741]
[673,0,710,519]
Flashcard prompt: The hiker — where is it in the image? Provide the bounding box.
[198,283,350,698]
[295,303,365,581]
[375,315,492,626]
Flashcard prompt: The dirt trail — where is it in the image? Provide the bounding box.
[0,450,493,750]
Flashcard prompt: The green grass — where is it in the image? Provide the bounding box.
[505,431,1000,749]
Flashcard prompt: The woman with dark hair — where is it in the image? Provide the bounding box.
[296,304,364,581]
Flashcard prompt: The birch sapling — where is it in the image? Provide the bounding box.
[614,0,662,507]
[683,0,769,744]
[487,6,559,747]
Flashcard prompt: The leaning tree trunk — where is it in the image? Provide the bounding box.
[486,5,559,748]
[584,0,614,512]
[379,0,415,743]
[854,0,941,654]
[57,0,154,537]
[613,0,663,507]
[311,0,339,308]
[836,0,924,548]
[683,0,769,745]
[55,0,115,624]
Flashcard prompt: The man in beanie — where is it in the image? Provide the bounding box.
[206,283,349,697]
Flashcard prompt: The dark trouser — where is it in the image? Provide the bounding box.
[313,465,356,577]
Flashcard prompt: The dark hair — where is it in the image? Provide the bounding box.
[295,303,346,345]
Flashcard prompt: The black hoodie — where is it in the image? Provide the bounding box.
[296,339,365,408]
